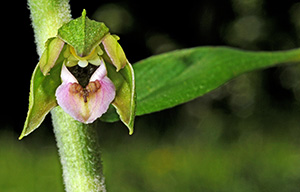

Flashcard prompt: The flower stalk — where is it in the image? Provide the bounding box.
[28,0,71,56]
[27,0,107,191]
[52,107,106,192]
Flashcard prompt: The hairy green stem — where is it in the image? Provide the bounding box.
[28,0,106,191]
[28,0,71,56]
[52,107,106,192]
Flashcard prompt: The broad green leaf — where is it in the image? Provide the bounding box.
[102,61,136,134]
[19,53,64,140]
[39,37,65,75]
[101,46,300,122]
[58,9,109,57]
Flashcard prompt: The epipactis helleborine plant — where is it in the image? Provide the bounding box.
[20,10,136,139]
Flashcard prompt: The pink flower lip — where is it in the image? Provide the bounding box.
[55,63,115,123]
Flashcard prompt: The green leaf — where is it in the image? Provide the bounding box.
[19,53,64,140]
[39,37,65,75]
[102,61,136,134]
[58,9,109,57]
[101,46,300,122]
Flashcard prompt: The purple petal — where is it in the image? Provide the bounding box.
[55,64,115,123]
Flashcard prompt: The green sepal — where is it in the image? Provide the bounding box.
[105,61,136,135]
[19,50,65,140]
[39,37,65,75]
[58,9,109,57]
[102,34,127,71]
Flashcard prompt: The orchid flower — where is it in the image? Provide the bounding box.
[20,10,136,139]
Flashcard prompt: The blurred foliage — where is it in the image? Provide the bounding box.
[3,0,300,191]
[0,131,63,192]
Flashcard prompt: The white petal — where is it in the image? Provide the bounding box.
[90,60,107,81]
[60,64,78,83]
